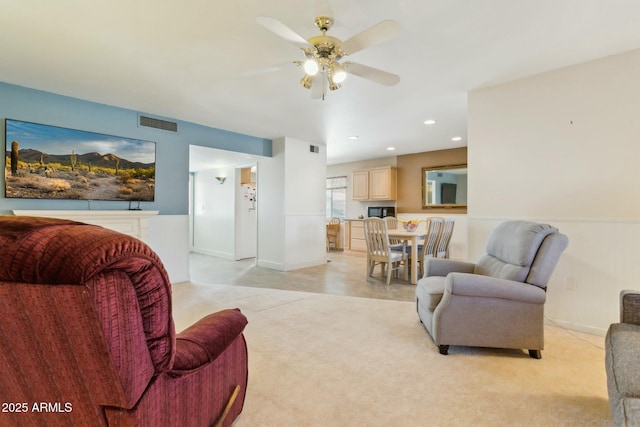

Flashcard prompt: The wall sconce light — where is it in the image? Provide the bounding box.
[215,176,226,184]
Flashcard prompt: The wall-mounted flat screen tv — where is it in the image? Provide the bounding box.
[4,119,156,201]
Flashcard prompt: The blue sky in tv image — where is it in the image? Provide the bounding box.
[6,119,155,165]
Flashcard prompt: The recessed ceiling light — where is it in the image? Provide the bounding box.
[348,135,359,140]
[451,136,463,142]
[387,146,395,151]
[424,119,436,125]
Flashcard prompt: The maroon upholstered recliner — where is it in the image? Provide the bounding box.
[0,216,248,427]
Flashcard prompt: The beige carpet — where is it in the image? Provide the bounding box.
[172,282,610,427]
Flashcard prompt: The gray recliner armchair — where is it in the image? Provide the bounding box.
[416,221,568,358]
[606,290,640,426]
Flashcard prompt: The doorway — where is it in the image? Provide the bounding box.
[188,145,259,261]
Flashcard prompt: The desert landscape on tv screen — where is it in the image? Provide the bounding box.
[4,119,156,201]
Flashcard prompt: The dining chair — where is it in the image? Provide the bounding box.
[390,217,443,278]
[383,216,404,250]
[326,217,341,251]
[363,218,408,285]
[417,217,444,277]
[434,217,455,258]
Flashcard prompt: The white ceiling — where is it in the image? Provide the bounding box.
[189,144,258,172]
[3,1,640,166]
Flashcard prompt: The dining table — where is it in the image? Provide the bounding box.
[387,228,426,284]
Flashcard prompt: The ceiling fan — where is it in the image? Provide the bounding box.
[256,14,401,99]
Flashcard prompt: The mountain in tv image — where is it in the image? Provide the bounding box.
[5,147,156,201]
[10,148,154,170]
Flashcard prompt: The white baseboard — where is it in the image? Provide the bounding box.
[544,317,607,337]
[257,259,285,271]
[283,258,328,271]
[191,247,235,261]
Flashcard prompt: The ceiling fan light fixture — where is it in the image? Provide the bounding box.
[330,62,347,83]
[328,74,341,91]
[300,74,314,89]
[303,58,319,75]
[257,15,401,98]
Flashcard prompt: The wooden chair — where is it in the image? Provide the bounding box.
[417,217,444,277]
[363,218,408,285]
[383,216,404,250]
[326,217,341,251]
[435,217,455,258]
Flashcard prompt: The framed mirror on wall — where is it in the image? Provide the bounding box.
[422,164,467,209]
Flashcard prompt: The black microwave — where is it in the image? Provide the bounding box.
[368,206,395,218]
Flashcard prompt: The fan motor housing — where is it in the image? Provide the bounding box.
[308,35,344,60]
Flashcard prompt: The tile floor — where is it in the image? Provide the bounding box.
[188,250,416,302]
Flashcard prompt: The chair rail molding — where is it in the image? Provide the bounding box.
[12,210,158,242]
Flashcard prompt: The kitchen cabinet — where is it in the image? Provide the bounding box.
[345,220,367,251]
[240,167,255,186]
[352,170,370,200]
[369,166,397,200]
[351,166,397,201]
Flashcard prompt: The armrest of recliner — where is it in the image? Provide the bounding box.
[621,290,640,325]
[424,258,475,278]
[445,273,546,304]
[172,308,248,371]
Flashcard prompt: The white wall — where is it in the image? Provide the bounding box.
[147,215,190,283]
[258,137,327,271]
[284,137,327,269]
[468,48,640,335]
[256,140,286,269]
[192,166,236,259]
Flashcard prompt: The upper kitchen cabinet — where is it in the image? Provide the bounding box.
[352,166,397,201]
[352,170,370,200]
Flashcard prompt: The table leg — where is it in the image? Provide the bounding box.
[402,242,408,282]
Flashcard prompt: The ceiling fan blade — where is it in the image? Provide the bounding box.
[343,62,400,86]
[256,16,310,49]
[341,20,401,55]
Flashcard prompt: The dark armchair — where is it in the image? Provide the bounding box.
[0,216,248,427]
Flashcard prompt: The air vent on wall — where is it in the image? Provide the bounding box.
[310,145,319,153]
[139,115,178,132]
